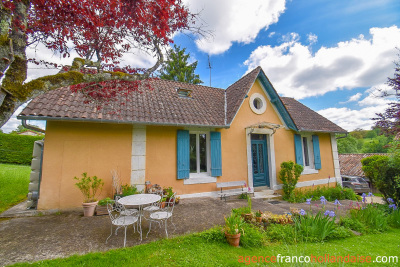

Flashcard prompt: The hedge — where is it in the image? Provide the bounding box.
[0,133,44,165]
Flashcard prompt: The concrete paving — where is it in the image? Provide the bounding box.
[0,196,378,266]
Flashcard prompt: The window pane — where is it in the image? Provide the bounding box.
[252,144,258,174]
[199,134,207,172]
[190,134,197,173]
[258,144,264,173]
[302,137,309,166]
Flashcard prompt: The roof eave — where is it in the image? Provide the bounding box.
[17,115,230,129]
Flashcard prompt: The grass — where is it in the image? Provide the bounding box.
[11,228,400,266]
[0,163,31,213]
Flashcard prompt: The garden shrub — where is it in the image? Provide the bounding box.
[349,204,388,233]
[362,154,400,205]
[388,208,400,228]
[0,133,44,165]
[327,225,354,240]
[239,224,266,248]
[198,226,225,243]
[339,217,367,234]
[290,184,359,203]
[279,161,303,200]
[265,224,297,244]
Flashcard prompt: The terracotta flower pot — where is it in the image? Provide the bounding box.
[82,201,98,217]
[256,216,262,223]
[160,202,166,209]
[243,213,253,222]
[225,232,241,247]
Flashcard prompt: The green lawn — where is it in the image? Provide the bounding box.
[0,163,31,213]
[12,229,400,266]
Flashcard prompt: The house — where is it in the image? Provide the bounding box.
[18,66,346,210]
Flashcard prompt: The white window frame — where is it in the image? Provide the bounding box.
[184,131,216,184]
[301,134,318,175]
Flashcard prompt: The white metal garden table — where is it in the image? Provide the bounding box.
[117,193,161,240]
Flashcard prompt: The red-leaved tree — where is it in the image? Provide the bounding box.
[0,0,200,127]
[375,54,400,134]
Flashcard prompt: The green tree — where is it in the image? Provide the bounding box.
[362,135,391,153]
[337,135,359,154]
[159,45,203,84]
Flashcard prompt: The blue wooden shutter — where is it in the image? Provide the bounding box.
[177,130,190,179]
[210,131,222,177]
[312,135,321,170]
[294,134,304,166]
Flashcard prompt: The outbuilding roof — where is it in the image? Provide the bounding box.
[18,67,346,133]
[338,153,387,177]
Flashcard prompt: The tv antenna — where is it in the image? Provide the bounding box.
[207,55,212,87]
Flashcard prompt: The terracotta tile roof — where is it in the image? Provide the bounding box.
[19,66,345,133]
[20,79,226,126]
[281,97,347,133]
[338,153,387,177]
[225,66,261,124]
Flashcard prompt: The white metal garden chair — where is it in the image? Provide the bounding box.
[115,196,138,216]
[146,193,176,238]
[143,190,164,212]
[106,202,139,247]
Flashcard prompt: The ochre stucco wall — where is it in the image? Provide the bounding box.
[38,121,132,209]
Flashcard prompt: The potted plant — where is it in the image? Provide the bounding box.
[160,197,167,209]
[242,197,253,222]
[74,172,104,217]
[255,210,262,223]
[96,197,114,216]
[224,213,245,247]
[175,196,181,205]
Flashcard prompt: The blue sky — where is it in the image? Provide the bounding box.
[1,0,400,133]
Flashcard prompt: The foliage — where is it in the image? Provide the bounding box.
[263,212,293,225]
[327,225,354,240]
[290,184,359,203]
[265,224,297,244]
[232,206,251,216]
[163,186,174,198]
[374,53,400,134]
[361,135,391,153]
[362,154,400,204]
[197,226,225,243]
[293,211,336,242]
[159,45,203,84]
[339,217,367,234]
[279,161,303,200]
[255,210,262,217]
[74,172,104,203]
[121,184,139,196]
[10,125,44,135]
[239,224,266,248]
[388,208,400,228]
[0,0,200,127]
[337,134,359,153]
[348,204,388,233]
[224,212,245,235]
[97,197,114,206]
[238,193,249,200]
[0,133,43,165]
[0,163,30,213]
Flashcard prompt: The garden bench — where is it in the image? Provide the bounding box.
[216,181,252,201]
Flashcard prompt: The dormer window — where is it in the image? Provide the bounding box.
[176,88,193,98]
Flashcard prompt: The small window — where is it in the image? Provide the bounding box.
[301,135,314,168]
[177,88,193,98]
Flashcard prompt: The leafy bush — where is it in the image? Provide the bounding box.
[327,225,354,240]
[362,154,400,204]
[224,212,245,235]
[290,184,359,203]
[388,208,400,228]
[0,133,43,165]
[339,217,367,234]
[198,226,225,243]
[265,224,296,244]
[121,184,139,196]
[238,193,249,200]
[279,161,303,200]
[349,204,388,233]
[293,211,336,242]
[98,197,114,206]
[239,224,266,248]
[74,172,104,203]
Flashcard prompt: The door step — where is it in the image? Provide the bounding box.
[253,190,281,200]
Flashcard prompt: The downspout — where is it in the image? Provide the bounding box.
[22,119,45,134]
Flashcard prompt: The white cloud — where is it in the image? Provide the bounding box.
[268,32,276,38]
[244,26,400,99]
[339,92,362,104]
[307,33,318,45]
[185,0,286,55]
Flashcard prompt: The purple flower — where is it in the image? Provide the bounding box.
[300,209,306,216]
[320,196,327,205]
[324,210,330,216]
[306,198,312,205]
[368,192,374,197]
[387,198,394,203]
[334,199,342,206]
[362,193,366,203]
[329,211,336,217]
[389,204,397,210]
